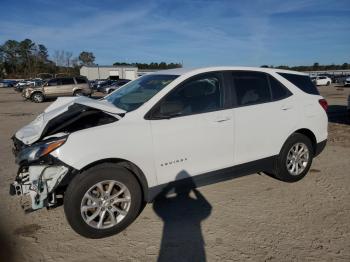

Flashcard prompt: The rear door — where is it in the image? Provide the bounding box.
[230,71,297,165]
[44,78,60,97]
[148,72,234,185]
[59,77,76,95]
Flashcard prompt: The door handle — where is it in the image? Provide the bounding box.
[215,117,231,122]
[281,105,293,110]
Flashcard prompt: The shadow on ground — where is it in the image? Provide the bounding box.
[153,171,212,262]
[327,105,350,125]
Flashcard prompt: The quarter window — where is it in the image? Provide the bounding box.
[269,76,292,100]
[151,73,223,118]
[232,71,271,106]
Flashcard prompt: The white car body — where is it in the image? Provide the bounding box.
[314,76,332,86]
[10,66,328,236]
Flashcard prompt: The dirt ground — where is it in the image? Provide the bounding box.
[0,85,349,262]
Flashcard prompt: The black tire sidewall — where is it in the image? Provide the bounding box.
[32,92,44,103]
[64,163,142,238]
[275,133,314,182]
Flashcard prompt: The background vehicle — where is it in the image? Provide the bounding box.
[23,76,92,102]
[101,79,131,94]
[344,77,350,87]
[14,79,44,92]
[314,76,332,86]
[0,79,18,87]
[10,67,328,238]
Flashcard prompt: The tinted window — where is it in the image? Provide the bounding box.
[151,73,223,118]
[75,77,87,84]
[232,71,271,106]
[269,76,292,100]
[47,79,58,86]
[106,74,178,112]
[61,78,75,85]
[278,73,319,95]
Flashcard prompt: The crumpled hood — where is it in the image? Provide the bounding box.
[15,97,125,145]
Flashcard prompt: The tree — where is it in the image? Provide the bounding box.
[78,51,95,66]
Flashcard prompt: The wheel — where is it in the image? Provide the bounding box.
[73,90,83,96]
[31,92,44,103]
[108,89,114,94]
[326,81,330,86]
[64,163,142,238]
[274,133,314,182]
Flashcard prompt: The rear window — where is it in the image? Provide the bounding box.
[278,73,319,95]
[269,76,292,100]
[75,77,88,84]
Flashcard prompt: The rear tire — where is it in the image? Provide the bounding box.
[31,92,44,103]
[64,163,143,238]
[274,133,314,182]
[73,90,83,96]
[326,81,330,86]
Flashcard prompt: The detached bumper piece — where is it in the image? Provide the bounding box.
[10,165,69,213]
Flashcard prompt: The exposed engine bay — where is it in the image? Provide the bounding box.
[10,97,124,213]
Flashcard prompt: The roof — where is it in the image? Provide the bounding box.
[149,66,307,76]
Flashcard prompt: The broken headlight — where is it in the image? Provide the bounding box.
[16,138,66,164]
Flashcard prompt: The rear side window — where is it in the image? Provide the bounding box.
[75,77,87,84]
[232,71,271,106]
[269,76,292,100]
[47,79,58,86]
[61,78,75,85]
[278,73,319,95]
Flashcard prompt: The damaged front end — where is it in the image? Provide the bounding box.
[10,137,72,212]
[10,97,125,213]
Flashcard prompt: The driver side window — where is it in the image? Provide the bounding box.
[151,73,223,118]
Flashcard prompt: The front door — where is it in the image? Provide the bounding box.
[148,72,234,185]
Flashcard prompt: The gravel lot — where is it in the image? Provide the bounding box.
[0,85,349,262]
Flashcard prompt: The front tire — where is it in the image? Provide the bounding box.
[31,92,44,103]
[274,133,314,182]
[64,163,142,238]
[326,81,330,86]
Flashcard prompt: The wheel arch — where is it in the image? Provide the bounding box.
[60,158,149,202]
[291,128,317,154]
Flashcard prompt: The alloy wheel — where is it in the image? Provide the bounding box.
[80,180,131,229]
[286,142,310,176]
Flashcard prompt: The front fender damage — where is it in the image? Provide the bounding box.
[10,165,69,212]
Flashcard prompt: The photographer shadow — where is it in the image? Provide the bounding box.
[153,171,212,262]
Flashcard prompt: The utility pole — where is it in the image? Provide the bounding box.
[97,64,101,79]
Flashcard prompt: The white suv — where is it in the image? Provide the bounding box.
[10,67,328,238]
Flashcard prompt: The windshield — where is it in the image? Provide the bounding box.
[105,74,178,111]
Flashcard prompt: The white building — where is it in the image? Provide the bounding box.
[80,65,138,80]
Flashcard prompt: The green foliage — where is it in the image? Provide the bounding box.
[0,39,81,78]
[113,61,182,69]
[264,63,350,71]
[78,51,95,66]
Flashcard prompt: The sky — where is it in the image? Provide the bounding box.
[0,0,349,67]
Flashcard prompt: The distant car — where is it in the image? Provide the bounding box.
[23,76,92,103]
[93,80,117,92]
[14,80,44,92]
[101,79,131,94]
[0,80,18,87]
[314,76,332,86]
[344,77,350,87]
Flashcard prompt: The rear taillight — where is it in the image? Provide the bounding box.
[319,99,328,112]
